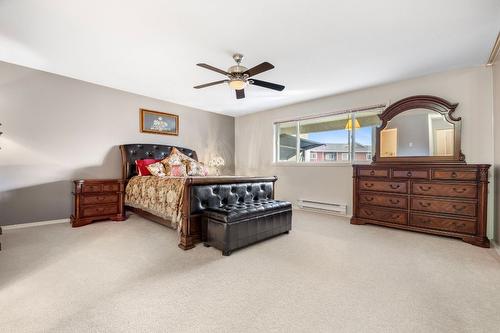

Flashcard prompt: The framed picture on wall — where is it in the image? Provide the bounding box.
[140,109,179,136]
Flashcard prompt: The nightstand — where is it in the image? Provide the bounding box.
[71,179,127,227]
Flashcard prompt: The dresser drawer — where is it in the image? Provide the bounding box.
[412,182,477,199]
[410,213,476,235]
[392,169,429,179]
[432,169,477,181]
[358,168,389,178]
[81,194,118,205]
[359,180,407,194]
[411,198,476,217]
[82,204,119,218]
[358,206,407,225]
[359,193,407,209]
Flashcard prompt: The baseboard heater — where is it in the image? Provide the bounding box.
[296,199,348,216]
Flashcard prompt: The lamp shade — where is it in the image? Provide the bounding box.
[345,118,361,130]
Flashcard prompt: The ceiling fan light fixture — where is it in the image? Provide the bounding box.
[228,79,246,90]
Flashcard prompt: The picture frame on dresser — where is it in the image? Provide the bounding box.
[351,95,490,248]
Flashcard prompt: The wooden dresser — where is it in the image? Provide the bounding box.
[71,179,126,227]
[351,164,490,247]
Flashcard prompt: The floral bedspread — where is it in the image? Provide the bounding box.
[125,176,186,230]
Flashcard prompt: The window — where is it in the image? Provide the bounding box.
[274,107,382,164]
[325,153,335,161]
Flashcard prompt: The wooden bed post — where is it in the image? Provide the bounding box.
[179,178,195,250]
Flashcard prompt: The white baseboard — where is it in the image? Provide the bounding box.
[293,205,352,219]
[493,241,500,256]
[2,218,70,230]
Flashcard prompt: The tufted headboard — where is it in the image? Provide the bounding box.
[120,144,198,179]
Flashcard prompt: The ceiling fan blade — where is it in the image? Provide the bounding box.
[193,80,228,89]
[196,63,229,76]
[243,62,274,77]
[250,79,285,91]
[236,89,245,99]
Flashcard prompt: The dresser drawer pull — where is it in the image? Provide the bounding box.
[389,199,400,204]
[369,170,375,176]
[364,183,374,188]
[452,188,467,194]
[363,210,374,216]
[451,171,458,178]
[391,214,401,219]
[453,205,466,212]
[418,202,431,208]
[418,185,432,191]
[364,197,374,202]
[407,171,412,177]
[390,184,401,189]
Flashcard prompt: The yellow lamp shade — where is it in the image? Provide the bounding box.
[345,118,361,130]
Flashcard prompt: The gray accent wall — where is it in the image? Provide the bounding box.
[0,61,235,226]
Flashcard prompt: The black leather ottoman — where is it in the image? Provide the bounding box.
[203,199,292,256]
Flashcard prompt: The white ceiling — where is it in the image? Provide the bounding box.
[0,0,499,116]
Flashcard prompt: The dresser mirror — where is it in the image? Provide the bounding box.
[374,95,464,163]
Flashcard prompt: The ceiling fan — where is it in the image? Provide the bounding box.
[194,54,285,99]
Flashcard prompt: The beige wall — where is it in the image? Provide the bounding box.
[493,57,500,243]
[0,61,235,225]
[235,66,496,239]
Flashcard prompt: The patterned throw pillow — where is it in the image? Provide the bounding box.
[161,148,189,177]
[185,160,208,176]
[146,162,167,177]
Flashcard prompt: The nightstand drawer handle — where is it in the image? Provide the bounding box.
[391,214,401,219]
[419,186,432,191]
[365,197,374,202]
[453,205,466,212]
[363,210,374,216]
[390,184,400,189]
[451,171,458,178]
[407,171,412,177]
[419,202,431,208]
[364,183,374,188]
[452,188,466,194]
[389,199,400,204]
[369,170,375,176]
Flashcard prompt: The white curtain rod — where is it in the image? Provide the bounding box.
[273,103,386,125]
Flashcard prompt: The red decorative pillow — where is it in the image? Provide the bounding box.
[135,159,160,176]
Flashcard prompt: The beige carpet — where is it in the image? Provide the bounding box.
[1,211,500,332]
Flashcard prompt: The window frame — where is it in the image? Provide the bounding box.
[273,106,383,165]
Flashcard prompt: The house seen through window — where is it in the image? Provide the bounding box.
[275,109,382,163]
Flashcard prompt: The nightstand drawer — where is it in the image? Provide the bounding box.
[82,184,102,193]
[82,204,118,218]
[81,194,118,205]
[102,183,120,192]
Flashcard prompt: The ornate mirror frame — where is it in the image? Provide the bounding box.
[373,95,465,164]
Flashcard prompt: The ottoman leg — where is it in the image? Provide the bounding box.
[222,250,232,256]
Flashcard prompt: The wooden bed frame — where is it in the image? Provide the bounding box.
[120,144,277,250]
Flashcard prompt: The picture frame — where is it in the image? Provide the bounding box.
[140,109,179,136]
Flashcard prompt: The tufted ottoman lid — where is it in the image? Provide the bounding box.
[204,199,292,223]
